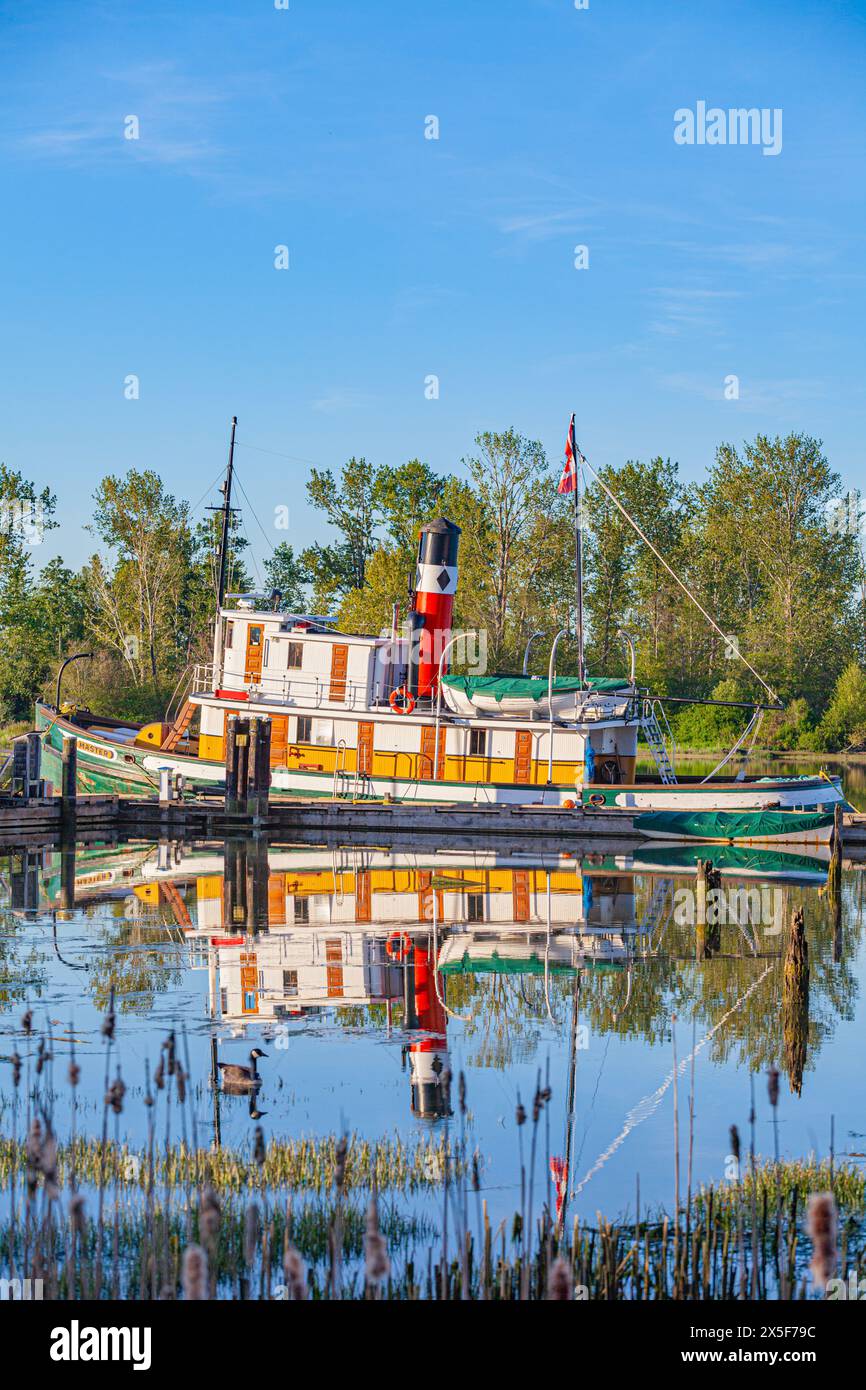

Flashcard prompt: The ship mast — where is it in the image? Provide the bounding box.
[570,414,586,685]
[210,415,238,672]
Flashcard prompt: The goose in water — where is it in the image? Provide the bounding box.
[217,1049,267,1090]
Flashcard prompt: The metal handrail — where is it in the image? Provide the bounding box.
[546,629,569,784]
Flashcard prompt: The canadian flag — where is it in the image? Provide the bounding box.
[558,414,581,494]
[550,1156,569,1223]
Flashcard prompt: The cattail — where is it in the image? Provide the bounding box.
[68,1058,80,1087]
[102,989,116,1040]
[459,1071,467,1116]
[516,1100,527,1127]
[175,1061,186,1105]
[153,1055,165,1091]
[200,1186,221,1244]
[165,1031,176,1076]
[25,1117,42,1196]
[472,1151,481,1193]
[365,1197,391,1285]
[334,1135,348,1191]
[768,1067,780,1109]
[105,1076,126,1114]
[283,1244,307,1300]
[40,1122,59,1200]
[244,1202,261,1267]
[70,1193,87,1235]
[729,1124,741,1167]
[807,1192,837,1291]
[182,1244,209,1300]
[11,1051,21,1086]
[547,1256,573,1301]
[254,1125,266,1168]
[21,1008,32,1035]
[36,1037,49,1075]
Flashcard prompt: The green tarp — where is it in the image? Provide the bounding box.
[440,674,631,701]
[438,952,623,976]
[633,809,835,842]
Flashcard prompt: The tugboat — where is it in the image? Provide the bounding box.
[34,418,846,815]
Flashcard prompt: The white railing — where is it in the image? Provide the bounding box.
[191,663,383,711]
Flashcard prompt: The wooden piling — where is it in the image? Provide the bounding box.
[234,717,250,816]
[61,737,77,834]
[224,716,239,815]
[223,837,248,930]
[783,907,810,1096]
[247,717,272,819]
[245,834,270,933]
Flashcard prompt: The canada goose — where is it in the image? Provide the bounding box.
[217,1049,267,1089]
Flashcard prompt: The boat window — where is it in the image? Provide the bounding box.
[283,970,298,996]
[225,621,234,650]
[263,640,270,666]
[249,626,262,646]
[467,892,484,922]
[296,715,312,742]
[294,897,309,923]
[469,728,487,758]
[286,641,303,669]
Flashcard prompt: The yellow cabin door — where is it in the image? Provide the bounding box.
[419,725,445,780]
[245,624,264,682]
[268,874,286,925]
[357,721,374,775]
[329,643,348,702]
[269,715,289,767]
[514,730,533,784]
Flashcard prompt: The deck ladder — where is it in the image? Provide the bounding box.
[161,699,196,752]
[641,699,677,784]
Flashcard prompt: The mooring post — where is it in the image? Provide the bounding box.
[247,717,261,819]
[61,737,77,835]
[26,731,42,799]
[224,715,239,815]
[234,717,250,817]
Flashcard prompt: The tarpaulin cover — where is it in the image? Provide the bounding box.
[633,809,835,841]
[440,674,631,701]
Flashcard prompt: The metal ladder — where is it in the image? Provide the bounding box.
[641,699,677,784]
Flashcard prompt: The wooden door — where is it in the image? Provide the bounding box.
[325,938,344,998]
[329,643,348,702]
[269,715,289,768]
[512,869,530,923]
[357,721,374,775]
[513,730,533,783]
[245,624,264,682]
[419,724,445,780]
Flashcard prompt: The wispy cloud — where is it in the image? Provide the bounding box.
[646,285,743,337]
[311,388,376,415]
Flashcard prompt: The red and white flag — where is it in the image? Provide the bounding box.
[558,414,583,494]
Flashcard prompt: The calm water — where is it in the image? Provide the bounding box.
[2,766,864,1230]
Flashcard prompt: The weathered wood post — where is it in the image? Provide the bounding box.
[247,716,272,820]
[26,731,42,799]
[224,716,239,815]
[234,717,250,816]
[783,906,809,1097]
[61,736,77,835]
[247,717,261,818]
[695,859,720,960]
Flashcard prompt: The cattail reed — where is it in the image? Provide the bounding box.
[547,1255,573,1300]
[182,1244,209,1300]
[807,1192,837,1292]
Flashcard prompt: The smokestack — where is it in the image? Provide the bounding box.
[408,518,461,700]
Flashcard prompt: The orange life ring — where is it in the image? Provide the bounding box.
[389,686,415,715]
[386,932,412,961]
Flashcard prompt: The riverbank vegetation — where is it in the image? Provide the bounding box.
[0,430,863,749]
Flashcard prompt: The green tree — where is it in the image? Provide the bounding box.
[263,542,309,611]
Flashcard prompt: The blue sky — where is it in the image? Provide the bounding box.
[1,0,864,578]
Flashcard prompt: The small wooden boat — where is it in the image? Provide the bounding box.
[633,808,836,845]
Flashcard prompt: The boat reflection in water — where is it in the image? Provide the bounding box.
[22,834,835,1125]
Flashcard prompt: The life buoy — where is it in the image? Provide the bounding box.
[389,687,415,715]
[588,792,606,807]
[386,932,413,961]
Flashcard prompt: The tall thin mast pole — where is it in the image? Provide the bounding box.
[211,415,237,672]
[571,414,586,685]
[216,416,237,610]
